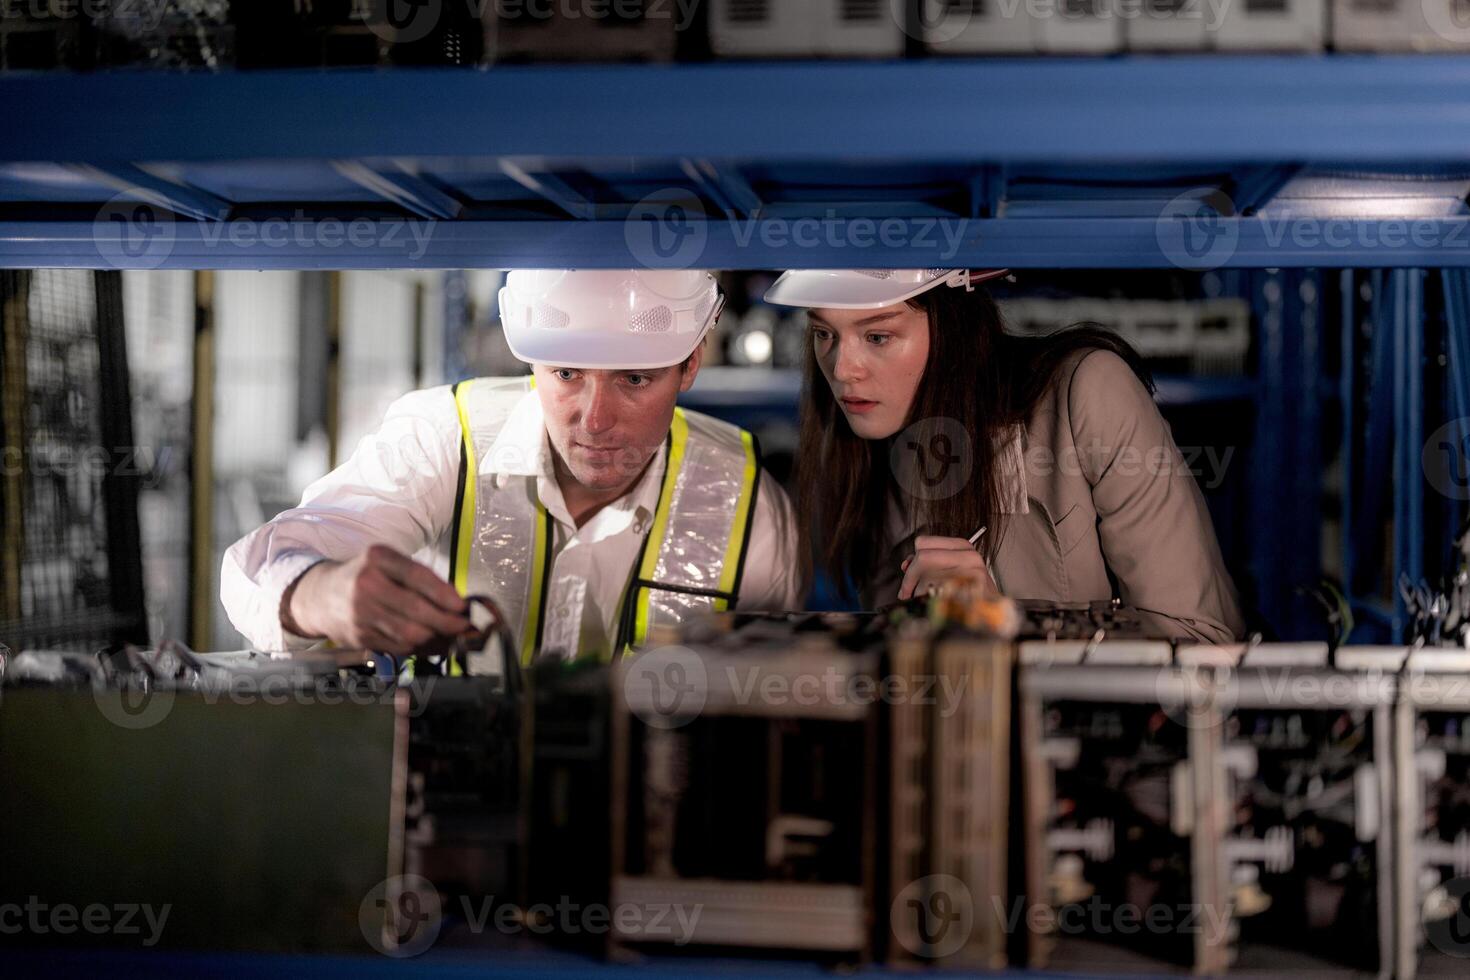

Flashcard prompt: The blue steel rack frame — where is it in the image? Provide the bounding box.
[3,57,1470,641]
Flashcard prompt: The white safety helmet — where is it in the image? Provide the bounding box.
[499,269,724,370]
[763,268,1009,310]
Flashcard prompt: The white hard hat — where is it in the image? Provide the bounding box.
[499,269,724,370]
[763,268,1009,310]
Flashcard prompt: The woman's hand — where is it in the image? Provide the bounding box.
[897,535,997,601]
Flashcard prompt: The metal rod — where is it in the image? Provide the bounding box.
[1340,269,1356,607]
[188,270,215,652]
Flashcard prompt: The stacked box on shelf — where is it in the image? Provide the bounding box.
[1122,298,1199,373]
[1215,0,1325,51]
[887,620,1014,968]
[1210,652,1397,978]
[1124,0,1328,51]
[1033,0,1124,53]
[521,656,616,949]
[233,0,380,67]
[1193,297,1251,377]
[1126,0,1210,51]
[233,0,485,68]
[710,0,904,57]
[999,296,1251,377]
[1019,643,1214,973]
[1332,0,1470,51]
[609,618,881,959]
[920,0,1035,52]
[0,1,87,70]
[90,0,233,69]
[491,0,676,63]
[0,651,410,953]
[1021,631,1400,976]
[1389,651,1470,979]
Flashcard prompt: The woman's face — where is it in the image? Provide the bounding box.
[809,302,930,440]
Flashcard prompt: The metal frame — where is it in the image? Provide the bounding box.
[9,60,1470,163]
[187,270,214,652]
[8,217,1470,270]
[2,61,1470,269]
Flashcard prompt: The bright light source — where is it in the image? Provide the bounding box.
[738,329,773,365]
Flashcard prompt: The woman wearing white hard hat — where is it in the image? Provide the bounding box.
[765,269,1245,642]
[223,270,800,663]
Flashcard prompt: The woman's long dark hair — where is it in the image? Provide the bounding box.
[794,279,1154,600]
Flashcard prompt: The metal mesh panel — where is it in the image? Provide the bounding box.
[854,270,894,280]
[629,305,673,334]
[532,303,570,331]
[0,270,145,651]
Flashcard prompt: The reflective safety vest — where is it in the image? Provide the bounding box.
[446,377,761,663]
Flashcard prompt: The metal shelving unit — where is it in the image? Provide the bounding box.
[2,56,1467,642]
[1,58,1470,269]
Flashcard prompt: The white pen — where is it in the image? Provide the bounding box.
[970,526,999,589]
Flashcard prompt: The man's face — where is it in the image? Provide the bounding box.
[534,350,701,495]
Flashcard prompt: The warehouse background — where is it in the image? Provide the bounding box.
[0,265,1450,653]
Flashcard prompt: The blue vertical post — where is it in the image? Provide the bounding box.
[1392,269,1426,640]
[1251,269,1287,632]
[1408,269,1425,605]
[1340,270,1356,606]
[1443,271,1470,566]
[1359,272,1396,615]
[1293,270,1323,640]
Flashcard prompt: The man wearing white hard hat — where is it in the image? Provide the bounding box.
[222,270,800,662]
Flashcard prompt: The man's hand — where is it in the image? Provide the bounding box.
[896,535,998,601]
[281,544,470,653]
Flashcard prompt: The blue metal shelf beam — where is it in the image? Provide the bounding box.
[7,59,1470,269]
[11,59,1470,164]
[12,216,1470,270]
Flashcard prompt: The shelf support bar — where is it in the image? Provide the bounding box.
[1230,164,1301,216]
[331,160,464,221]
[69,164,230,223]
[499,160,594,220]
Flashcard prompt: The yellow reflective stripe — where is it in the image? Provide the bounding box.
[451,381,479,596]
[633,409,690,649]
[713,430,759,612]
[521,503,549,665]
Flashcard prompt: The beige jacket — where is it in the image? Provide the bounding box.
[865,349,1247,643]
